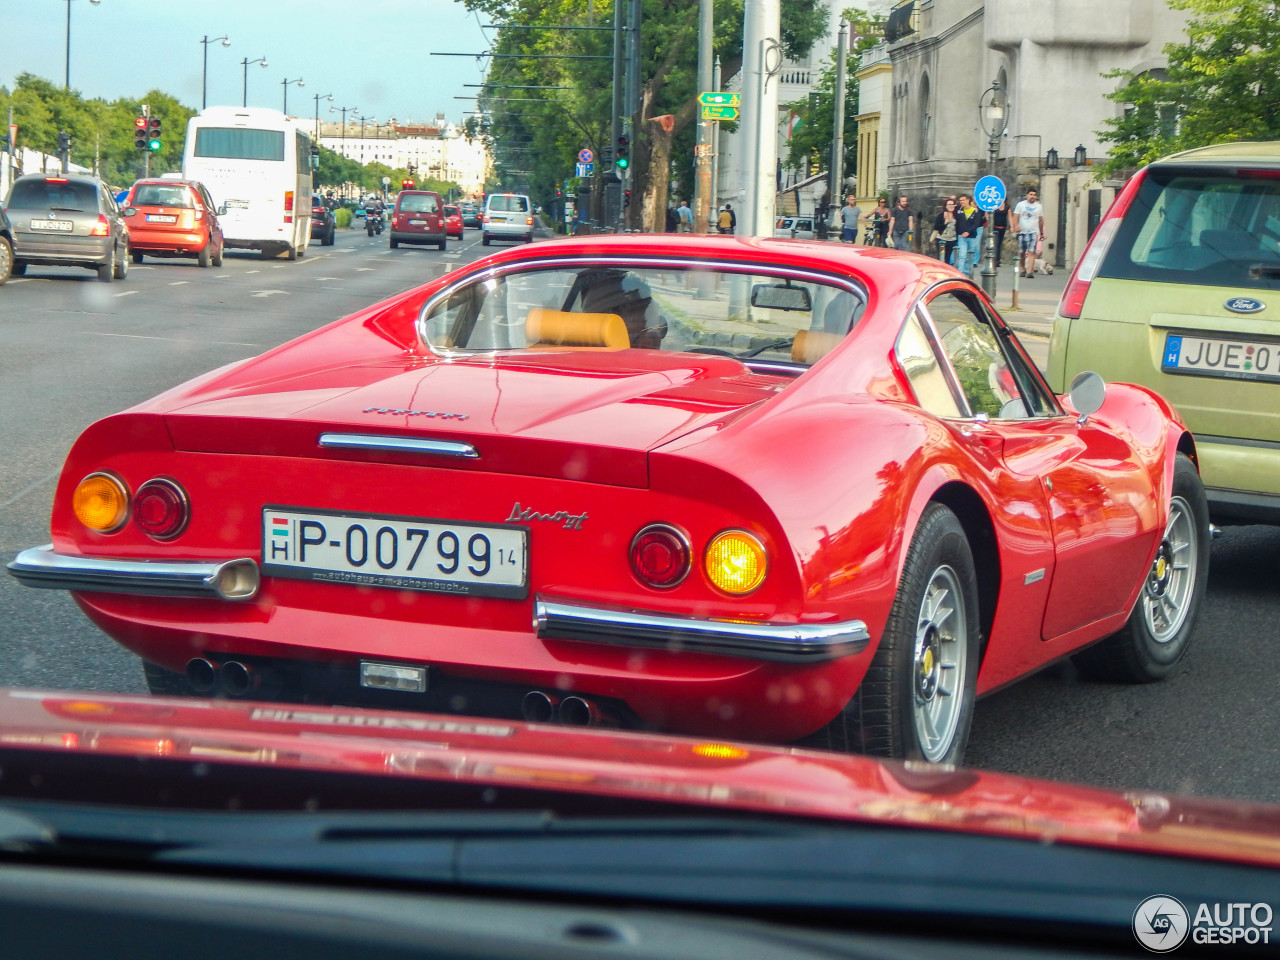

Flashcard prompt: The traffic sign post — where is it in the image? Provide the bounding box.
[699,104,738,122]
[578,147,594,164]
[698,92,740,107]
[975,175,1006,298]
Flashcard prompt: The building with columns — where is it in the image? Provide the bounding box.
[317,116,490,197]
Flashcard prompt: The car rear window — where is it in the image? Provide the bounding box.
[488,196,529,213]
[132,184,194,208]
[399,194,438,214]
[445,206,459,216]
[8,178,98,211]
[1099,166,1280,290]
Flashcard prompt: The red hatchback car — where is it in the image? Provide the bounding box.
[389,190,446,250]
[443,204,464,239]
[9,235,1209,766]
[122,178,224,266]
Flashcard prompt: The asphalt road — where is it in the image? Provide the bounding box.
[1,227,1276,806]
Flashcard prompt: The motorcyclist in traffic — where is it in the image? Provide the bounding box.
[364,193,385,235]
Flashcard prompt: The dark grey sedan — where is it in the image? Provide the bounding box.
[5,173,129,282]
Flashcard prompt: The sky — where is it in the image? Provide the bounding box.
[0,0,494,125]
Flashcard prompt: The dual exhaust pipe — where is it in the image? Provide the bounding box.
[186,657,259,697]
[521,690,614,727]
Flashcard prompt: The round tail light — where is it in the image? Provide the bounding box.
[704,530,768,595]
[133,478,190,540]
[72,472,129,533]
[630,524,691,589]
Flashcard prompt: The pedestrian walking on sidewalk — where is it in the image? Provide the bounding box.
[932,198,958,264]
[1012,188,1046,278]
[839,195,862,243]
[955,194,982,277]
[889,195,914,251]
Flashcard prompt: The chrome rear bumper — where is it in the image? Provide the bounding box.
[534,597,869,663]
[7,545,260,601]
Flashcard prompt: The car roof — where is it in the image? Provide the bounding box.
[1156,141,1280,166]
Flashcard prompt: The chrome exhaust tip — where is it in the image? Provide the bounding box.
[219,660,254,697]
[186,657,218,694]
[521,690,559,723]
[558,695,596,726]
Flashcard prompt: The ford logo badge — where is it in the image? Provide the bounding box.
[1225,297,1265,314]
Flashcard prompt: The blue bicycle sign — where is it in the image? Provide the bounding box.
[975,176,1006,212]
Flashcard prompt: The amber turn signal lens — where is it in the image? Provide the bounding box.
[704,530,767,595]
[72,472,129,533]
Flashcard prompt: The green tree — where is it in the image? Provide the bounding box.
[1098,0,1280,175]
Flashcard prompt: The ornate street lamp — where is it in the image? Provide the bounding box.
[282,77,304,115]
[1045,147,1059,170]
[200,35,230,110]
[978,79,1009,299]
[241,56,268,108]
[1074,144,1088,166]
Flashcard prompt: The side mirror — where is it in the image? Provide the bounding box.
[1068,370,1106,424]
[122,207,136,217]
[217,204,228,216]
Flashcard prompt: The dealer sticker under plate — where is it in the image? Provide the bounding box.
[1162,332,1280,383]
[261,506,528,599]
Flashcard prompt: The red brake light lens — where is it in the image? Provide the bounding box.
[1056,169,1145,320]
[630,524,692,589]
[90,215,110,237]
[133,478,190,540]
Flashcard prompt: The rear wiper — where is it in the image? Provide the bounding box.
[1248,263,1280,279]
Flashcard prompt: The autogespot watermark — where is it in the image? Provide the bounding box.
[1133,895,1274,951]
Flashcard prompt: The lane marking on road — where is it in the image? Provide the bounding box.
[84,331,261,347]
[168,281,189,286]
[114,290,139,297]
[245,269,261,274]
[355,267,375,272]
[314,276,341,281]
[215,273,232,279]
[251,289,289,297]
[0,470,62,510]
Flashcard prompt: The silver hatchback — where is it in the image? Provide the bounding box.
[6,173,129,282]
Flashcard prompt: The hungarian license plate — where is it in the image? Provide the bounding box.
[1162,332,1280,383]
[30,219,73,232]
[261,507,528,599]
[146,214,177,223]
[409,219,430,226]
[224,199,250,209]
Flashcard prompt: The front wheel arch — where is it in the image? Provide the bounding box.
[928,481,999,657]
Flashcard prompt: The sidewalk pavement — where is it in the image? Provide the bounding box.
[987,262,1067,341]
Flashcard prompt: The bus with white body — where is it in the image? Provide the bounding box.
[182,107,313,259]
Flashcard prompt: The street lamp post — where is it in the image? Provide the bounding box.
[332,105,358,196]
[978,79,1009,299]
[282,77,304,116]
[313,92,333,141]
[200,35,230,110]
[241,56,268,108]
[64,0,102,91]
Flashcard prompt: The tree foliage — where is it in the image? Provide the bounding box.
[461,0,831,229]
[1098,0,1280,174]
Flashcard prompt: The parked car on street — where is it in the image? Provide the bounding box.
[389,189,445,250]
[4,172,129,282]
[443,204,464,239]
[1048,141,1280,527]
[8,234,1209,766]
[774,215,816,240]
[482,193,534,244]
[121,178,224,267]
[0,207,13,285]
[309,195,336,245]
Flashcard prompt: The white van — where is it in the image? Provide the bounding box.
[482,194,534,245]
[182,107,314,260]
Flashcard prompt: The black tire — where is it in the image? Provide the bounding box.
[390,239,399,249]
[113,245,128,279]
[810,503,980,764]
[367,224,375,237]
[482,234,491,246]
[286,244,298,261]
[0,236,11,285]
[212,243,223,267]
[12,261,26,276]
[438,239,446,251]
[96,254,114,283]
[197,240,211,268]
[1072,452,1209,682]
[143,660,193,696]
[130,249,144,263]
[324,225,335,246]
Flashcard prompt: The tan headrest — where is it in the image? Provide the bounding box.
[791,330,844,364]
[526,308,629,349]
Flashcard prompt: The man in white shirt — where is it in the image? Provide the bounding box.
[1011,188,1045,278]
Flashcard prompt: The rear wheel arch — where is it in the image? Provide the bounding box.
[928,480,999,657]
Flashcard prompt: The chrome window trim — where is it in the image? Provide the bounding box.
[415,255,868,360]
[318,433,480,459]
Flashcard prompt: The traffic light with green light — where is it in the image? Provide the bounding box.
[147,116,162,151]
[616,135,629,170]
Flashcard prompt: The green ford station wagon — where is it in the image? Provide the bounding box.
[1047,142,1280,526]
